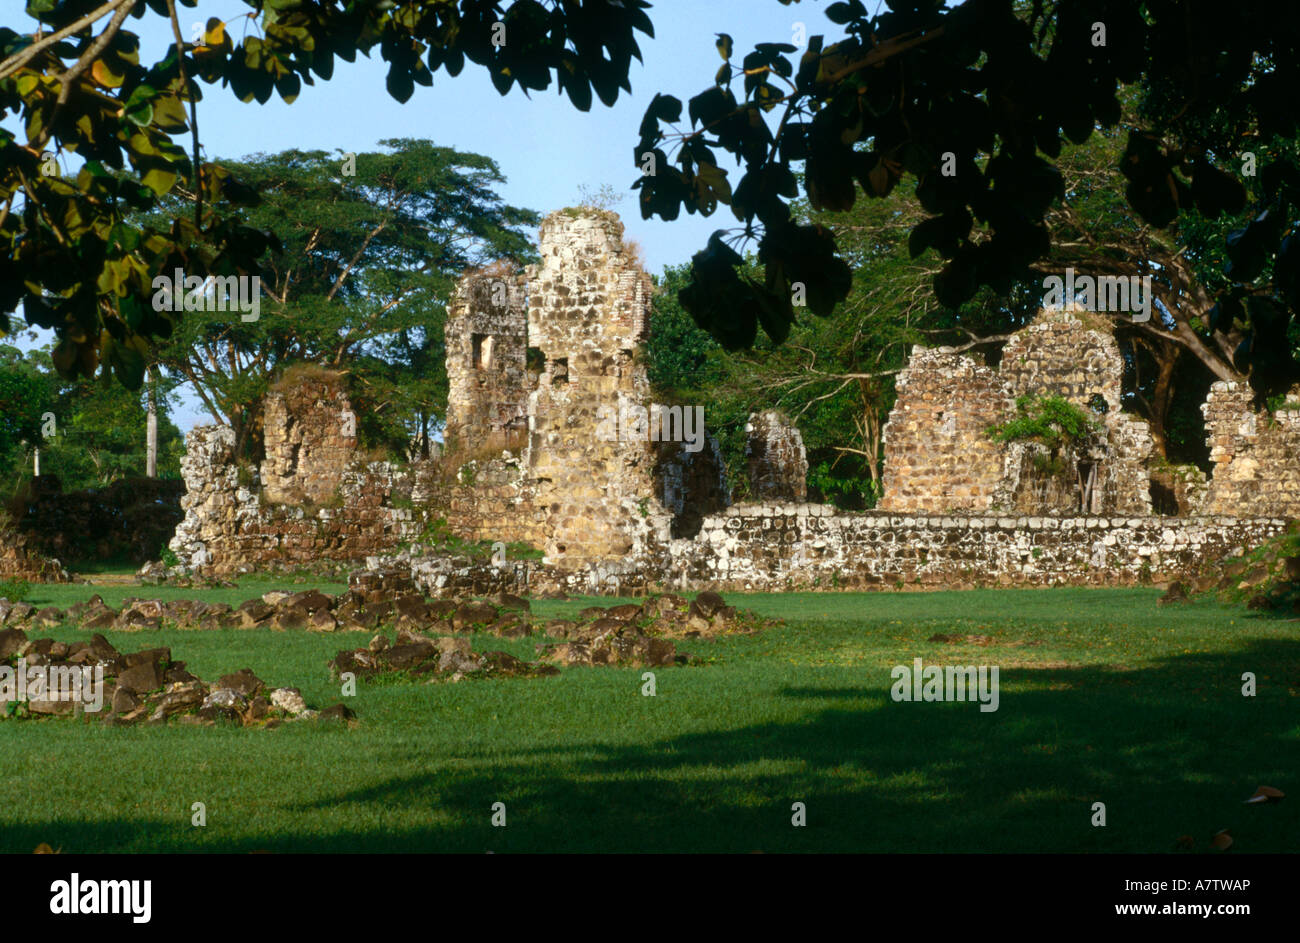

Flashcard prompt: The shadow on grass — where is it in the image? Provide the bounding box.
[6,639,1297,853]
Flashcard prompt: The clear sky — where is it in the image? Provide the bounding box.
[12,0,863,430]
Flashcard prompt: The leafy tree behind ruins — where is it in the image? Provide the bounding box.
[0,0,651,386]
[147,139,538,460]
[636,0,1300,402]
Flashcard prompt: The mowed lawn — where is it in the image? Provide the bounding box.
[2,582,1297,853]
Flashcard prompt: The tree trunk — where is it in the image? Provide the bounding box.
[1147,349,1178,459]
[146,364,159,478]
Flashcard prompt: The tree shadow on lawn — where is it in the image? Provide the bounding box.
[289,637,1300,852]
[7,639,1296,853]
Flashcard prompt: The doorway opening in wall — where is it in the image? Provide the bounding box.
[472,334,494,370]
[1077,461,1097,512]
[1149,478,1180,515]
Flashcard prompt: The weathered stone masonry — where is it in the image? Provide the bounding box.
[169,372,422,574]
[880,308,1155,516]
[659,506,1288,592]
[746,410,808,502]
[523,210,664,566]
[160,208,1298,589]
[436,208,727,560]
[443,266,533,452]
[878,347,1011,512]
[1202,381,1300,519]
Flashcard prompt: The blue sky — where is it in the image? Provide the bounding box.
[12,0,864,430]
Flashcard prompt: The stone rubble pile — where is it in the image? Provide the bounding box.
[0,626,352,727]
[0,575,769,652]
[136,560,238,589]
[0,512,73,584]
[327,588,769,682]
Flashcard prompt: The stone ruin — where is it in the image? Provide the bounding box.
[144,207,1298,593]
[1201,381,1300,519]
[746,411,808,502]
[878,347,1011,513]
[443,263,532,451]
[259,371,357,505]
[880,307,1155,516]
[168,369,422,574]
[436,208,730,565]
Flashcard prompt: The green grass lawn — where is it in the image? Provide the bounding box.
[2,584,1296,853]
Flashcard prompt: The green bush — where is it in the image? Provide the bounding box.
[989,394,1102,450]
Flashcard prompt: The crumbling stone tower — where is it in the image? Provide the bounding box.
[438,207,733,569]
[524,209,659,566]
[444,265,532,452]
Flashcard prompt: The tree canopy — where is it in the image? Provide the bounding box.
[5,0,1300,412]
[0,339,183,493]
[148,138,538,459]
[0,0,651,388]
[635,0,1300,400]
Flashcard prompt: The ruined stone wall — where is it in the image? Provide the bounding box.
[998,308,1153,515]
[999,308,1123,410]
[878,348,1013,512]
[654,506,1288,592]
[1202,381,1300,518]
[746,410,808,502]
[444,269,533,451]
[260,371,355,505]
[173,207,1300,588]
[655,434,731,538]
[379,508,1287,596]
[522,209,668,567]
[170,407,422,576]
[411,453,548,551]
[880,309,1154,515]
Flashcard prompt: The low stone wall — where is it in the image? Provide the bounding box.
[369,507,1290,597]
[655,505,1289,592]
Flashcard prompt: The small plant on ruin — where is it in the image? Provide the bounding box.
[990,395,1105,512]
[159,546,180,568]
[575,183,624,212]
[990,395,1102,451]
